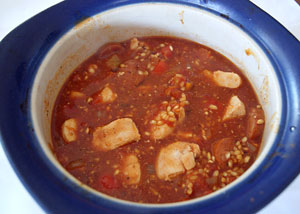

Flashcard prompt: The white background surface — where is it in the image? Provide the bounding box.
[0,0,300,213]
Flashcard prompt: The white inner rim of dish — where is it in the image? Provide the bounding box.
[31,3,281,207]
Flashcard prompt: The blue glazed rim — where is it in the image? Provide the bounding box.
[0,0,300,213]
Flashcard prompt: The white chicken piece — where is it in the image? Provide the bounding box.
[150,107,185,140]
[213,70,241,88]
[92,118,141,151]
[61,118,78,143]
[156,142,200,180]
[151,124,173,140]
[99,86,117,103]
[130,37,139,50]
[223,96,246,121]
[121,154,141,185]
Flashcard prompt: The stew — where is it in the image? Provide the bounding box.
[51,36,265,203]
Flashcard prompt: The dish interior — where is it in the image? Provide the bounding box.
[31,3,281,204]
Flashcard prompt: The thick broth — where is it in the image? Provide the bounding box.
[51,36,265,203]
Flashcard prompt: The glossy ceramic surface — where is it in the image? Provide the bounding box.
[0,0,300,213]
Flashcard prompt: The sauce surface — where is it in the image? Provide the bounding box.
[51,36,265,203]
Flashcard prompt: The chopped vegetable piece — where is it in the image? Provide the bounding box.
[161,46,172,58]
[66,159,84,170]
[106,54,121,71]
[153,60,168,74]
[247,107,265,139]
[70,91,85,99]
[98,43,124,58]
[130,38,139,50]
[212,138,235,166]
[100,175,119,189]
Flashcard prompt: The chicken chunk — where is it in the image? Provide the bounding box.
[213,70,241,88]
[156,142,200,180]
[130,38,139,50]
[223,96,246,121]
[93,86,117,104]
[61,118,78,143]
[102,86,117,103]
[151,124,173,140]
[121,154,141,185]
[247,107,265,139]
[92,118,141,151]
[150,106,185,140]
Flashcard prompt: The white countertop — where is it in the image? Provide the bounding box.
[0,0,300,213]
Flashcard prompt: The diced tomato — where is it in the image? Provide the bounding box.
[153,60,168,74]
[161,46,172,58]
[100,175,119,189]
[91,93,102,104]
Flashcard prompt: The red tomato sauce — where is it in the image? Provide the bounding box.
[51,36,265,203]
